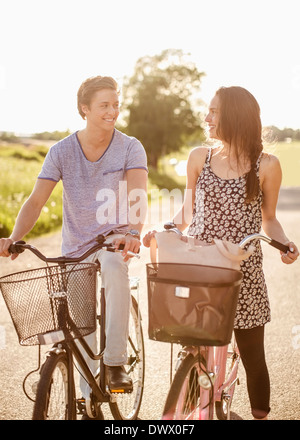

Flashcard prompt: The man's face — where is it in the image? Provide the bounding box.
[83,88,120,131]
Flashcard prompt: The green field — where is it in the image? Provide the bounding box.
[0,144,62,238]
[162,140,300,187]
[0,140,299,239]
[268,141,300,187]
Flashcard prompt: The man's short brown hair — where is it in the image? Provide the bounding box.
[77,76,119,119]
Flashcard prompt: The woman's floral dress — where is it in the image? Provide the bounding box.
[188,148,270,329]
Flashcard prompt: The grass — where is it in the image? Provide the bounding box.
[0,142,184,239]
[0,140,299,239]
[161,141,300,187]
[0,144,62,239]
[266,141,300,187]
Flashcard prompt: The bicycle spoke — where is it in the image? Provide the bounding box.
[33,353,75,420]
[46,364,68,419]
[109,296,145,420]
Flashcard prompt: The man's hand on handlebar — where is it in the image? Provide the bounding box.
[0,238,18,260]
[113,235,141,262]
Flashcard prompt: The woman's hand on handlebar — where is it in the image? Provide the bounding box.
[0,238,18,260]
[280,241,299,264]
[142,230,157,248]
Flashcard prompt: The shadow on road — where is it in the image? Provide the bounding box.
[230,411,243,420]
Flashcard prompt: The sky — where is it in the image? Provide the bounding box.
[0,0,299,134]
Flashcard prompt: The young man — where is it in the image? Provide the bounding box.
[0,76,148,396]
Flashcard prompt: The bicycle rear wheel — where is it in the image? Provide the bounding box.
[162,351,213,420]
[109,296,145,420]
[32,350,76,420]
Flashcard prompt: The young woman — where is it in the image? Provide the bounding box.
[144,86,298,419]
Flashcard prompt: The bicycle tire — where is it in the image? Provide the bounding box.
[32,351,76,420]
[109,296,145,420]
[162,352,213,420]
[215,340,240,420]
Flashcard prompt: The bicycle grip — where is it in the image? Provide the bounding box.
[164,221,176,230]
[114,243,140,253]
[8,240,26,254]
[106,243,125,251]
[269,239,290,253]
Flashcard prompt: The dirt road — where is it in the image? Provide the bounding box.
[0,188,299,420]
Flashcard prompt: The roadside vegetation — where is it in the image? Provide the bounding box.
[0,143,62,239]
[1,140,299,239]
[1,49,299,239]
[0,142,185,239]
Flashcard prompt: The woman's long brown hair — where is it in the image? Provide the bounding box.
[215,86,263,203]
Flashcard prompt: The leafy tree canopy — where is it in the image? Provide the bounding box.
[122,49,205,168]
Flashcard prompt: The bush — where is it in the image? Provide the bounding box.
[148,166,185,192]
[0,141,188,239]
[0,146,62,239]
[0,144,42,161]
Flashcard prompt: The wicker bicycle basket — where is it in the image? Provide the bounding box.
[0,263,97,346]
[147,263,243,347]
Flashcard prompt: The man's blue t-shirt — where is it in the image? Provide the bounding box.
[38,129,148,256]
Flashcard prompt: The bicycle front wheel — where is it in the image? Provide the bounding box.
[32,350,76,420]
[109,296,145,420]
[162,351,213,420]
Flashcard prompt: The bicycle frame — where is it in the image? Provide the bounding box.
[5,235,143,419]
[46,284,111,407]
[28,276,143,419]
[156,229,291,421]
[174,342,240,420]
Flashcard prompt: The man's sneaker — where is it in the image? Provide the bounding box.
[107,365,133,393]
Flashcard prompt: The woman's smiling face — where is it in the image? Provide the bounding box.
[205,94,220,140]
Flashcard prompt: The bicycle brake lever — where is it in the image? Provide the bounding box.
[164,221,176,230]
[115,249,141,258]
[164,222,183,236]
[105,243,140,258]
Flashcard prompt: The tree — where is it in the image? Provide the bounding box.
[122,49,205,168]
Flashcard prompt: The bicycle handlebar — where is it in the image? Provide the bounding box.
[238,233,290,253]
[9,229,291,263]
[163,223,291,254]
[8,234,140,263]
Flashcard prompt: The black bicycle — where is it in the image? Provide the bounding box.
[0,235,145,420]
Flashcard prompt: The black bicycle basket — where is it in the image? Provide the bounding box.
[147,263,243,347]
[0,263,97,346]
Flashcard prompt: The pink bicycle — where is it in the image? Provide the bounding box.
[146,229,289,420]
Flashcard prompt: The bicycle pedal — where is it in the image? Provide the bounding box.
[110,388,133,394]
[110,384,133,394]
[77,397,86,415]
